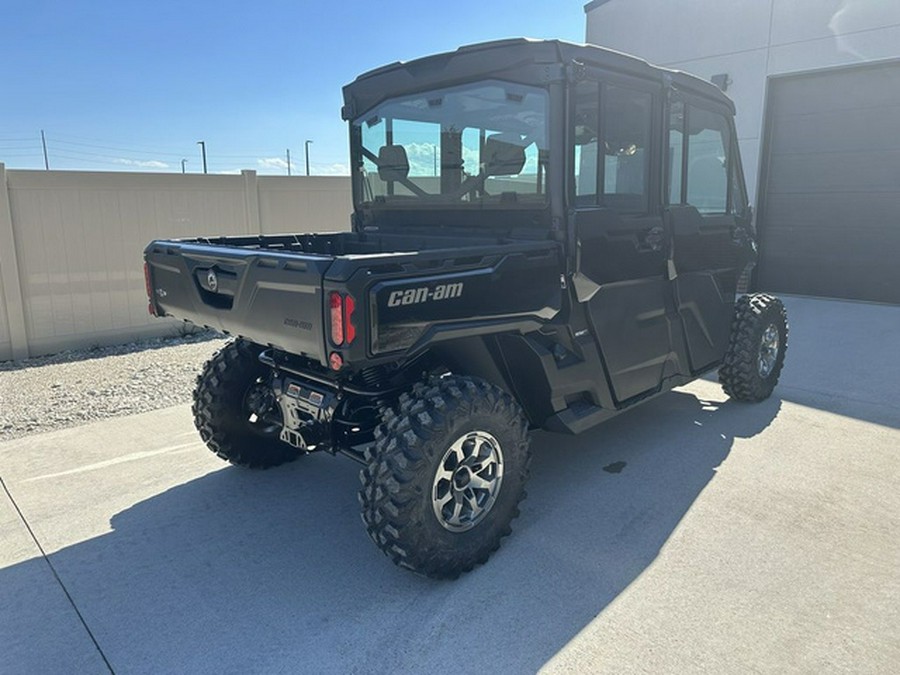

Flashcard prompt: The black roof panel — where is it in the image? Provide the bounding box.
[342,39,733,120]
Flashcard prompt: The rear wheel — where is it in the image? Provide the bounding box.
[719,294,789,402]
[192,339,300,468]
[359,375,531,579]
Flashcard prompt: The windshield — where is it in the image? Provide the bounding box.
[352,80,549,207]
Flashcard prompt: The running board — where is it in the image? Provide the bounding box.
[543,401,616,435]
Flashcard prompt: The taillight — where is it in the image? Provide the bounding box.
[144,262,157,316]
[329,291,357,346]
[329,292,344,345]
[344,294,356,344]
[143,262,153,298]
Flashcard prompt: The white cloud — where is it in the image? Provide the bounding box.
[114,158,169,169]
[257,157,290,171]
[256,157,350,176]
[404,142,439,177]
[311,163,350,176]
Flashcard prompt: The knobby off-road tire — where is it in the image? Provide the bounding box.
[192,339,300,468]
[719,293,789,402]
[359,375,531,579]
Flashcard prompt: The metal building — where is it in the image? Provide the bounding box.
[585,0,900,303]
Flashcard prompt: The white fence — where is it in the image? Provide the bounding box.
[0,164,352,360]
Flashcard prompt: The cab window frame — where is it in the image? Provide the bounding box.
[571,74,661,215]
[667,93,742,216]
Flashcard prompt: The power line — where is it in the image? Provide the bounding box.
[48,152,170,168]
[41,132,348,162]
[39,146,163,161]
[48,137,304,162]
[48,137,189,158]
[48,133,292,160]
[48,131,194,152]
[2,130,350,174]
[48,153,131,163]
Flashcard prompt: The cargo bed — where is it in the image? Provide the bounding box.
[144,231,560,364]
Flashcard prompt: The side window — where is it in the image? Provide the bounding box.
[685,106,731,214]
[573,81,652,212]
[602,86,652,212]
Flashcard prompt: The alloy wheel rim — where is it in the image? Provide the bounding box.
[758,323,780,378]
[432,431,504,532]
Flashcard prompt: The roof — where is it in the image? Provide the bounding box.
[584,0,615,12]
[342,38,733,120]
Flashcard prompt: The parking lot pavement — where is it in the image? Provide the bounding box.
[1,296,898,674]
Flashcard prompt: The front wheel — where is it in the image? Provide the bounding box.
[719,294,789,402]
[359,376,531,579]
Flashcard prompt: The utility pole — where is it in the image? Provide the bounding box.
[181,159,188,174]
[305,139,313,176]
[197,140,207,174]
[40,130,49,170]
[433,145,437,176]
[286,148,292,176]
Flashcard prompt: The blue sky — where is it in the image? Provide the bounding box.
[1,1,586,175]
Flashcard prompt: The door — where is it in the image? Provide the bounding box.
[758,62,900,304]
[572,78,675,403]
[665,97,750,372]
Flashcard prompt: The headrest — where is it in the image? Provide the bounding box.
[377,145,409,182]
[483,134,527,176]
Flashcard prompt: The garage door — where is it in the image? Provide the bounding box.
[757,61,900,304]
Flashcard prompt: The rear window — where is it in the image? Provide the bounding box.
[353,80,549,207]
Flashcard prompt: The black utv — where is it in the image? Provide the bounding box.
[143,39,788,578]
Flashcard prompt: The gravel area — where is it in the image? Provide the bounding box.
[0,332,227,442]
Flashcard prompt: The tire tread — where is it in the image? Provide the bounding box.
[359,375,530,579]
[719,293,789,402]
[192,340,299,468]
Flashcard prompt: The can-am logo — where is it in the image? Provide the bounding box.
[387,282,464,307]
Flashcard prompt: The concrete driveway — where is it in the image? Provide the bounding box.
[1,296,898,674]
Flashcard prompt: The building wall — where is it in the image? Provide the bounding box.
[0,166,351,361]
[258,176,354,234]
[585,0,900,202]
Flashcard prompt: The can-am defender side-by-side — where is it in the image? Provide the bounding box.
[144,39,788,578]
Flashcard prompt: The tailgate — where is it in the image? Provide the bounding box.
[145,241,333,363]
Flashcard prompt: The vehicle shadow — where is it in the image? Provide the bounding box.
[2,388,781,674]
